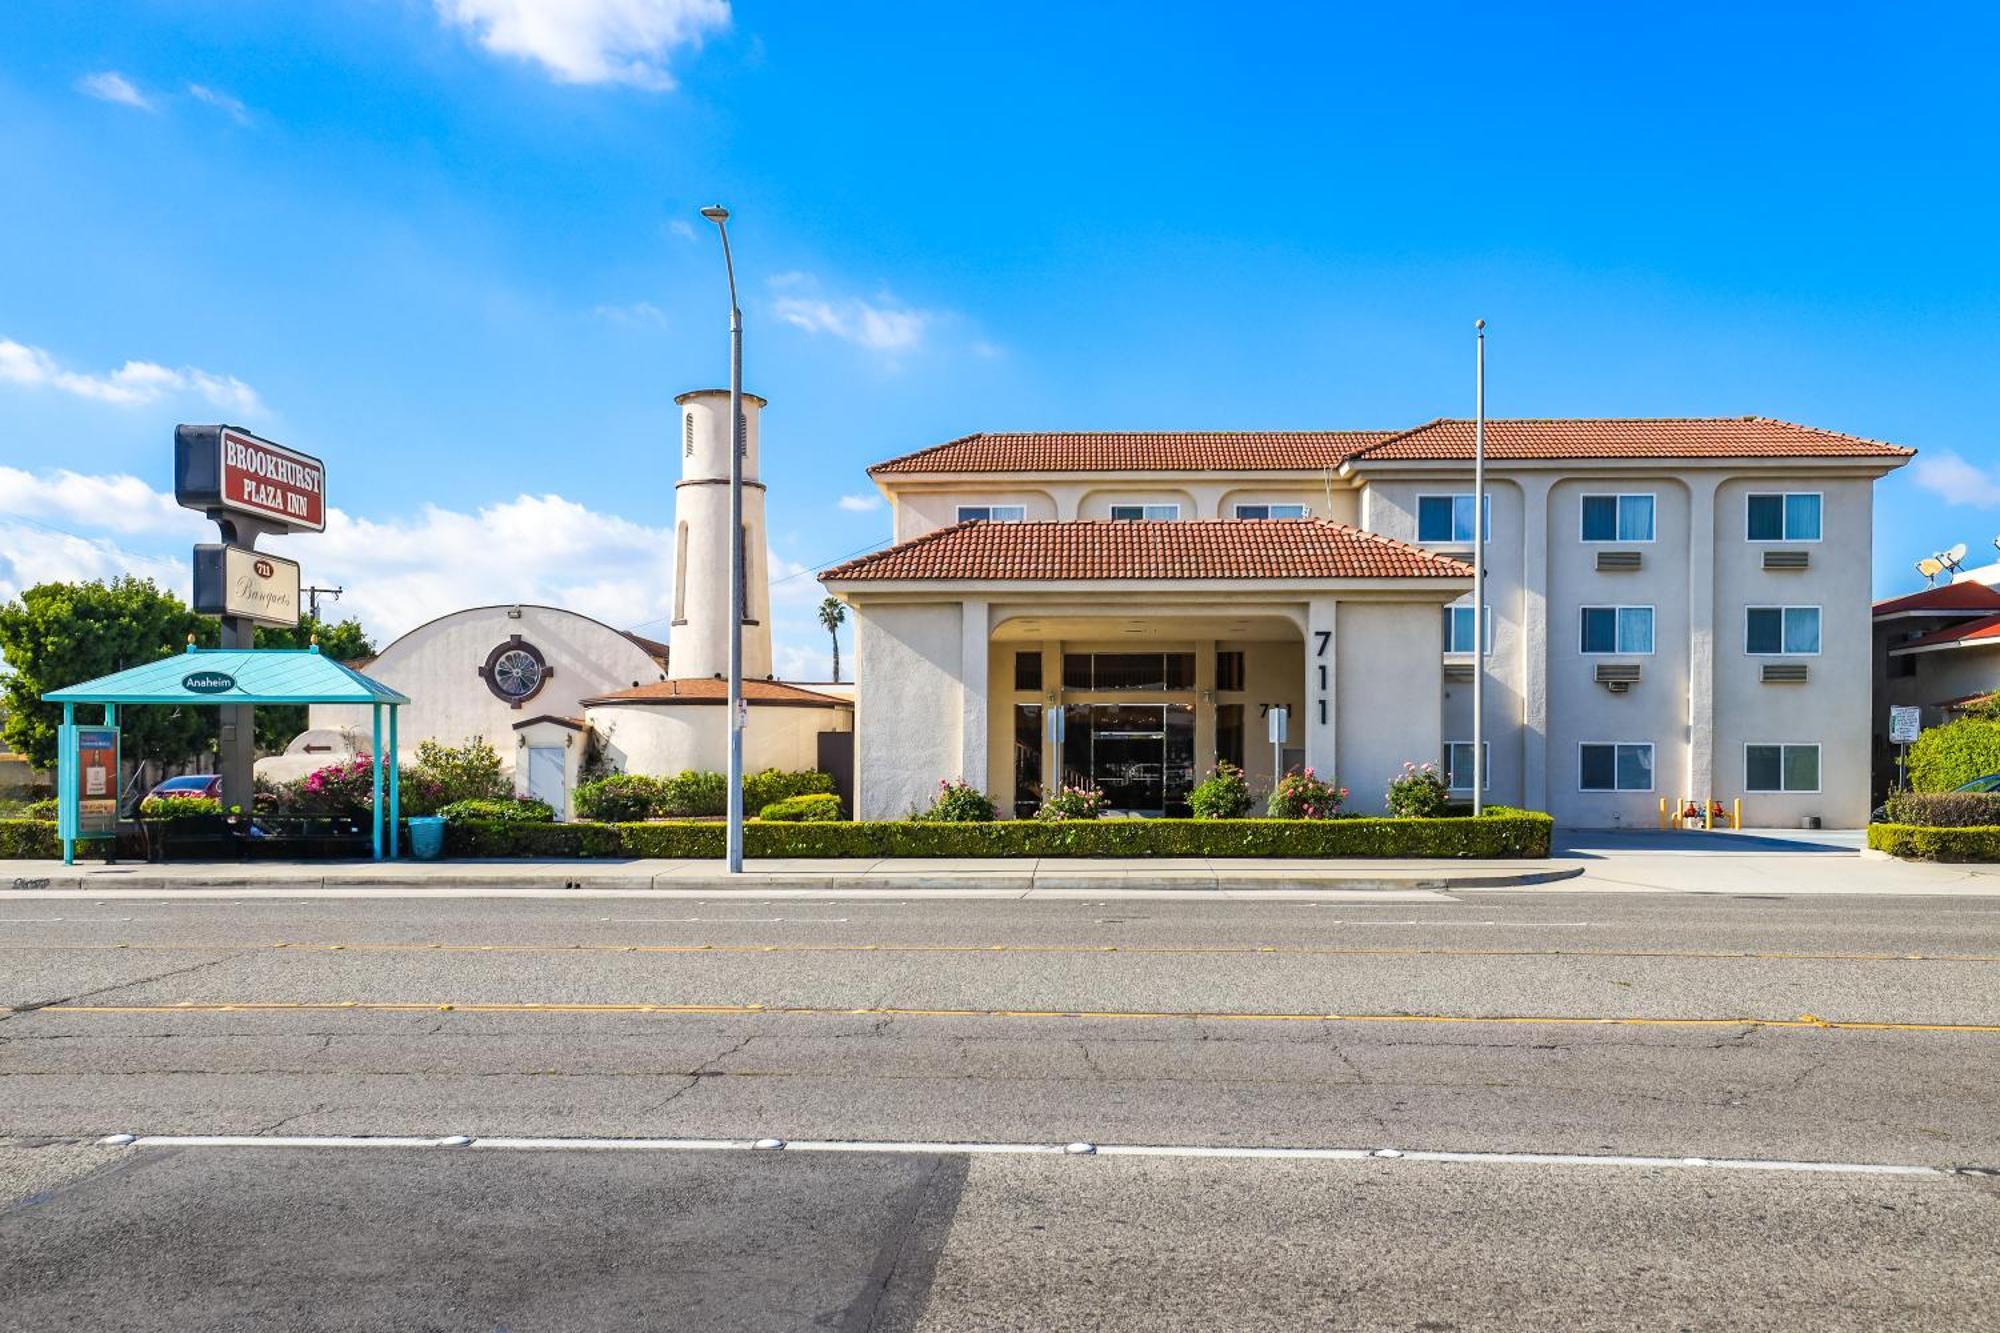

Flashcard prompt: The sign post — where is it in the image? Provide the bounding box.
[1889,705,1921,792]
[1267,704,1290,794]
[175,424,324,816]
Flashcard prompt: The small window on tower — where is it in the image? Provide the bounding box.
[684,412,696,458]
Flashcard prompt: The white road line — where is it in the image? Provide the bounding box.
[95,1134,1953,1177]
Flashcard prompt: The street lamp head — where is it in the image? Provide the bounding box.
[700,205,731,224]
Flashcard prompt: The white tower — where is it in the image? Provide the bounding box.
[670,388,772,681]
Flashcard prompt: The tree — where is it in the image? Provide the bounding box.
[251,616,376,753]
[818,596,847,683]
[0,578,215,770]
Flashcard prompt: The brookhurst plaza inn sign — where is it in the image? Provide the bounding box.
[174,424,326,533]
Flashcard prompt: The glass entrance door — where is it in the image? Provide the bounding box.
[1061,703,1196,816]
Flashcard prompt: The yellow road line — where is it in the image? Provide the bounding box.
[29,1001,2000,1034]
[6,942,1996,964]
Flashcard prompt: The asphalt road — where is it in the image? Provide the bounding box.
[3,888,1998,1329]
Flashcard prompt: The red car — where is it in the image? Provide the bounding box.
[144,773,223,802]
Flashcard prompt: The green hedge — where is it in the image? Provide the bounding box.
[1880,791,2000,828]
[0,819,62,859]
[1867,822,2000,862]
[758,793,844,822]
[445,808,1553,860]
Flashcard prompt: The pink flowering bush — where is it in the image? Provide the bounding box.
[915,778,997,822]
[1035,785,1107,822]
[1386,761,1452,819]
[1266,768,1349,820]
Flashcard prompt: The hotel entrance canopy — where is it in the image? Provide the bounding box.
[46,645,410,864]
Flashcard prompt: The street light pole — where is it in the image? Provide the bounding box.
[1472,320,1486,818]
[703,204,746,874]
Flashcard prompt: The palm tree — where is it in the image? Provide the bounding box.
[818,596,847,682]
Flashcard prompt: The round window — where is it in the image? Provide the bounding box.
[481,638,551,706]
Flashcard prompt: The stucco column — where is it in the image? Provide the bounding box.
[1194,639,1216,776]
[1305,597,1337,777]
[960,599,990,793]
[1685,476,1721,803]
[1518,474,1553,812]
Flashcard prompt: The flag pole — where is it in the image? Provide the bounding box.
[1472,320,1486,817]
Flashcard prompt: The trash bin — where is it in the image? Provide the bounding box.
[1800,815,1822,831]
[407,816,447,861]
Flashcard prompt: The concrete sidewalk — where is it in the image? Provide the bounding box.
[2,856,1580,895]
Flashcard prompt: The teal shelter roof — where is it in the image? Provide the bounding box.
[44,647,409,707]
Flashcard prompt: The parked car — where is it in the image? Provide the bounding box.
[144,773,223,803]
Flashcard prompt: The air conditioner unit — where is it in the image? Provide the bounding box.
[1762,549,1810,571]
[1442,662,1475,684]
[1595,662,1641,689]
[1595,550,1643,572]
[1761,662,1810,684]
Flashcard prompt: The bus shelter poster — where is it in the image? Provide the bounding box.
[75,727,118,838]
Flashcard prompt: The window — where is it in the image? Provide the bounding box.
[1444,742,1489,792]
[1581,494,1655,542]
[1061,652,1195,690]
[958,504,1026,523]
[1417,494,1491,544]
[1109,503,1180,521]
[1013,705,1044,818]
[1014,651,1043,692]
[1746,743,1820,793]
[1216,703,1245,771]
[1580,742,1654,792]
[1215,650,1245,691]
[1747,492,1822,542]
[1745,606,1820,656]
[1443,603,1493,654]
[1579,606,1655,655]
[1235,503,1309,519]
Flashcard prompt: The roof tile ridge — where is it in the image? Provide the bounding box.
[1345,418,1447,460]
[1739,416,1915,454]
[822,519,978,577]
[1309,518,1470,569]
[866,432,988,474]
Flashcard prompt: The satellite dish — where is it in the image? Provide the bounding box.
[1945,542,1969,570]
[1917,557,1945,584]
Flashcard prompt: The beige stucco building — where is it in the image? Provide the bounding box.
[823,418,1911,827]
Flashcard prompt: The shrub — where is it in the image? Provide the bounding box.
[18,797,57,821]
[410,737,511,805]
[1189,763,1253,819]
[0,819,62,858]
[1881,790,2000,828]
[139,795,222,820]
[1035,785,1106,822]
[915,778,997,822]
[744,768,835,812]
[1907,718,2000,793]
[1386,761,1451,819]
[442,808,1556,861]
[287,757,381,815]
[1267,769,1348,819]
[1869,822,2000,862]
[438,797,554,824]
[574,773,665,822]
[659,770,729,817]
[758,793,844,822]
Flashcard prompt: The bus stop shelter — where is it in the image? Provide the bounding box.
[47,644,410,865]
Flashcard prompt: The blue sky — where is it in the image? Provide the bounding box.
[2,2,1995,673]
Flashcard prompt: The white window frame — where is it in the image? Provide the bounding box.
[1578,605,1656,656]
[1109,503,1181,521]
[1442,603,1494,655]
[1444,741,1489,793]
[1578,741,1656,793]
[1416,493,1491,545]
[1745,491,1823,544]
[957,504,1026,523]
[1579,493,1656,544]
[1744,605,1822,657]
[1743,742,1821,794]
[1234,503,1310,520]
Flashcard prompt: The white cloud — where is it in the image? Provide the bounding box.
[434,0,730,89]
[668,219,699,242]
[773,285,932,356]
[0,522,188,607]
[1911,452,2000,509]
[76,71,153,111]
[593,300,668,328]
[0,468,205,539]
[0,338,263,414]
[836,493,881,513]
[188,83,250,124]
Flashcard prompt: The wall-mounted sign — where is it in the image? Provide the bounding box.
[193,544,301,627]
[175,424,326,533]
[182,671,238,695]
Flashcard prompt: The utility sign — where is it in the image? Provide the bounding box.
[1267,705,1290,745]
[175,424,326,533]
[193,544,301,627]
[1889,705,1921,745]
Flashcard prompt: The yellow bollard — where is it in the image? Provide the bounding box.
[1658,797,1670,830]
[1704,799,1714,831]
[1733,798,1742,831]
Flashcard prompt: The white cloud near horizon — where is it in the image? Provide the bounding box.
[434,0,730,89]
[188,83,250,124]
[771,276,933,357]
[76,70,153,110]
[836,493,881,513]
[0,338,263,414]
[1911,451,2000,509]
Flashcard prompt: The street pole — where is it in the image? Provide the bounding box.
[703,205,746,875]
[1472,320,1486,818]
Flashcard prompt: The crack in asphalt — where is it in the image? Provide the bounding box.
[0,951,253,1022]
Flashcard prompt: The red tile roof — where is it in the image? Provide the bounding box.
[820,519,1473,583]
[1872,582,2000,617]
[1893,614,2000,653]
[867,431,1393,475]
[1352,417,1913,462]
[582,679,851,707]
